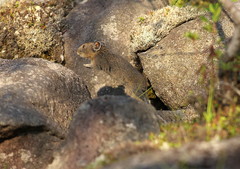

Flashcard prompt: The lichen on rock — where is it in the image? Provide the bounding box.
[0,0,74,62]
[16,27,55,57]
[130,6,205,52]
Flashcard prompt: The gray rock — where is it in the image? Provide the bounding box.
[47,95,164,169]
[0,102,61,169]
[0,58,90,169]
[102,136,240,169]
[0,123,61,169]
[155,107,199,123]
[63,0,168,98]
[0,58,90,134]
[138,15,233,109]
[0,99,48,139]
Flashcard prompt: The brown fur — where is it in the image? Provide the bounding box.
[77,42,148,100]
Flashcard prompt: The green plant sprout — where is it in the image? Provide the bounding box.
[138,17,145,23]
[207,3,222,22]
[170,0,190,7]
[184,31,200,40]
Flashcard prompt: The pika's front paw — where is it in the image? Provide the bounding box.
[84,63,93,68]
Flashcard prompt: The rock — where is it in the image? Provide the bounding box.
[155,107,199,122]
[223,1,240,21]
[0,133,61,169]
[102,136,240,169]
[63,0,168,98]
[0,0,74,62]
[130,6,204,53]
[0,58,90,134]
[134,7,234,109]
[0,101,61,169]
[0,58,90,169]
[0,99,49,139]
[47,95,164,169]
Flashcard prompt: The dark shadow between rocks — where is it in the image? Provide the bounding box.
[0,126,48,143]
[150,96,169,110]
[97,85,127,97]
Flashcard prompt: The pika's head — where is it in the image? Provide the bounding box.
[77,41,102,59]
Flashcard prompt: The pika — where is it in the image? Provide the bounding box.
[77,41,148,100]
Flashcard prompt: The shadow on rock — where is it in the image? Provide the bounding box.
[97,85,127,97]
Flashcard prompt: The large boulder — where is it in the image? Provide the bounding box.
[131,6,234,109]
[0,99,51,139]
[0,100,61,169]
[0,58,90,134]
[0,58,90,169]
[63,0,168,98]
[102,136,240,169]
[47,95,164,169]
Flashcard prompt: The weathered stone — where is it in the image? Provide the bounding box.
[0,100,59,169]
[47,95,164,169]
[130,6,205,53]
[102,136,240,169]
[223,1,240,22]
[155,107,199,123]
[0,99,48,139]
[64,0,168,98]
[137,14,234,109]
[0,58,90,134]
[0,57,90,169]
[0,128,61,169]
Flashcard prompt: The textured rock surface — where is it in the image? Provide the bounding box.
[0,58,90,134]
[155,108,198,122]
[130,6,204,53]
[64,0,168,98]
[0,98,59,169]
[0,0,74,62]
[138,15,234,109]
[0,58,90,169]
[0,127,61,169]
[0,100,48,139]
[102,136,240,169]
[47,95,164,169]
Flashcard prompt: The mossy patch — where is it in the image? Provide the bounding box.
[0,0,74,62]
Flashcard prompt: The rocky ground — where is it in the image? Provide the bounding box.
[0,0,239,169]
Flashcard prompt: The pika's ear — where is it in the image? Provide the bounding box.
[93,41,102,51]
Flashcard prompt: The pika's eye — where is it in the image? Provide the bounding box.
[82,45,85,49]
